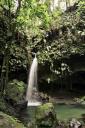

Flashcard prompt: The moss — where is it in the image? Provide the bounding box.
[36,103,54,119]
[0,112,26,128]
[35,103,57,128]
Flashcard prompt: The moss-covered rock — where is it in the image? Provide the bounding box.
[0,112,26,128]
[5,79,26,104]
[35,103,58,128]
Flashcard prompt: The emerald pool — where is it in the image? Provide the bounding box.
[54,104,85,121]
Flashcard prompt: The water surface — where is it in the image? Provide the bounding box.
[55,104,85,121]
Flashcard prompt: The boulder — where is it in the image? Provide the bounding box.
[69,118,82,128]
[35,103,58,128]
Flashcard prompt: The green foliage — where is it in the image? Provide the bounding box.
[37,1,85,76]
[0,99,7,111]
[5,79,26,103]
[0,0,85,89]
[0,98,16,116]
[10,43,28,71]
[0,0,63,89]
[77,0,85,20]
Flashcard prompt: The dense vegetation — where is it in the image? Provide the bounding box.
[0,0,85,93]
[0,0,85,127]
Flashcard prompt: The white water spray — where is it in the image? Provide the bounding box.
[26,54,41,106]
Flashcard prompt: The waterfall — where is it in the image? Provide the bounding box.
[26,55,41,106]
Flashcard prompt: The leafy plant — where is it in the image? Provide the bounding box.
[5,79,26,103]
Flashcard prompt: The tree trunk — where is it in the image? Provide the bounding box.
[5,53,9,90]
[0,49,9,96]
[0,55,6,94]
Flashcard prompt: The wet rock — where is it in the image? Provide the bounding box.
[14,100,27,112]
[39,93,50,103]
[69,118,82,128]
[58,121,68,128]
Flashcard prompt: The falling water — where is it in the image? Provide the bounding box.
[26,54,41,106]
